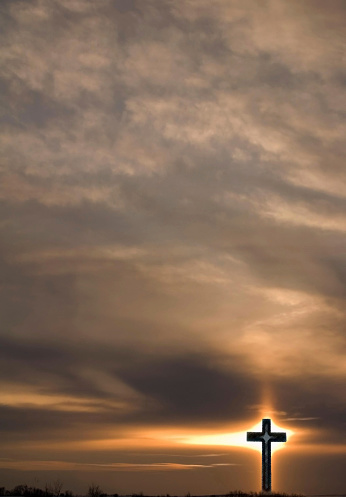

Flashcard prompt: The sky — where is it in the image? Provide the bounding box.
[0,0,346,495]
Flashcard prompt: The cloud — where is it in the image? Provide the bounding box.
[0,459,238,472]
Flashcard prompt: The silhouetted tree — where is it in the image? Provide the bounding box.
[51,481,63,497]
[87,484,103,497]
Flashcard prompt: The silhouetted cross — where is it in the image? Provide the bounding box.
[247,418,286,492]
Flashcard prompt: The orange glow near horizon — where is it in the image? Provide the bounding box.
[178,417,293,455]
[63,414,293,455]
[14,416,346,460]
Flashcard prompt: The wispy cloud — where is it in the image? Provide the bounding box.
[0,459,238,472]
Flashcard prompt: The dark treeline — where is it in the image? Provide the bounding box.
[0,483,114,497]
[128,493,305,497]
[0,486,70,497]
[0,486,305,497]
[0,483,73,497]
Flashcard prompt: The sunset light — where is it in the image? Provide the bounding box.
[179,419,293,455]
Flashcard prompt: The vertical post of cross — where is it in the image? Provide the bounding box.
[247,418,287,492]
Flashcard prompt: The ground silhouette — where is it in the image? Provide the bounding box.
[0,486,307,497]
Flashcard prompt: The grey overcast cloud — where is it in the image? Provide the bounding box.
[0,0,346,495]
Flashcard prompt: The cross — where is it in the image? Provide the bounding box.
[247,418,287,492]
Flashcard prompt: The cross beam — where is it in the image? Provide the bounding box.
[247,418,286,492]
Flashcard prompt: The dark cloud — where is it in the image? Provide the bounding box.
[1,327,346,441]
[113,353,259,424]
[273,376,346,444]
[0,329,257,424]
